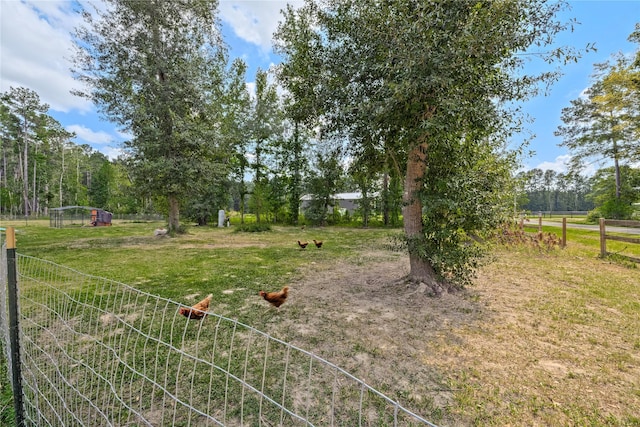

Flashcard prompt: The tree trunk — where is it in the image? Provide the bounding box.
[32,146,37,216]
[613,140,621,199]
[168,195,180,233]
[382,171,389,226]
[59,145,65,206]
[402,142,440,288]
[362,189,369,228]
[239,180,246,224]
[22,126,29,216]
[289,121,301,225]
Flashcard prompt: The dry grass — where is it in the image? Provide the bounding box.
[437,247,639,425]
[4,220,639,425]
[265,244,640,426]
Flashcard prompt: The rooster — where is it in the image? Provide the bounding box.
[297,240,309,249]
[313,239,323,248]
[259,286,289,308]
[179,294,212,320]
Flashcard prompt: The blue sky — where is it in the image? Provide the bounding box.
[1,0,638,173]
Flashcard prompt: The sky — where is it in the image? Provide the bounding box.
[0,0,638,173]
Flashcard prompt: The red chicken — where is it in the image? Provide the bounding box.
[313,239,323,248]
[179,294,212,320]
[297,240,309,249]
[259,286,289,308]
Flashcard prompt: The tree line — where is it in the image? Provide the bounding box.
[3,0,638,291]
[517,166,640,218]
[517,168,594,213]
[0,84,401,226]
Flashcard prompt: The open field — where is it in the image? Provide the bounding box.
[1,219,639,426]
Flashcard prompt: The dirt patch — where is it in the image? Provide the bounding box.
[258,247,640,426]
[259,250,485,424]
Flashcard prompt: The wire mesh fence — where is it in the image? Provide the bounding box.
[1,248,438,426]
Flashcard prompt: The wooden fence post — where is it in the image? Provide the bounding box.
[538,212,542,233]
[6,227,24,426]
[599,218,606,258]
[562,217,567,248]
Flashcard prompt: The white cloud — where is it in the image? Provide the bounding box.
[535,154,571,174]
[219,1,302,50]
[101,146,125,161]
[66,124,113,145]
[115,129,132,141]
[67,124,125,160]
[534,154,600,176]
[0,1,90,113]
[245,81,256,98]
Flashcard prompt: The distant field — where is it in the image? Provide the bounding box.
[1,219,639,425]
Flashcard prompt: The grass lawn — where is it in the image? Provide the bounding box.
[1,219,639,426]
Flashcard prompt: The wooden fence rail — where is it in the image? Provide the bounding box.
[599,218,640,263]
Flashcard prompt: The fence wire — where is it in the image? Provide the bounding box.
[1,250,437,426]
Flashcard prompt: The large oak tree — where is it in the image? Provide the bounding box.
[275,0,581,291]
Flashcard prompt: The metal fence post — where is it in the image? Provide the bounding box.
[6,227,24,426]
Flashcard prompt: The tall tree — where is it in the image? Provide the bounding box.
[248,69,282,223]
[275,0,580,291]
[89,161,116,209]
[348,143,382,227]
[304,146,344,225]
[36,115,76,213]
[73,0,227,233]
[543,169,557,211]
[628,23,640,100]
[556,54,639,200]
[2,87,49,216]
[279,117,308,225]
[223,59,252,223]
[587,165,640,219]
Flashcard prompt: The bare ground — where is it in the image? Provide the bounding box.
[257,247,640,426]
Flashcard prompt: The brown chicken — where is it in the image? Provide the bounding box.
[259,286,289,308]
[179,294,212,320]
[297,240,308,249]
[313,239,323,248]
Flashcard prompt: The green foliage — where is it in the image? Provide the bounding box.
[248,69,284,223]
[597,199,635,220]
[0,343,15,425]
[587,166,640,220]
[280,117,310,226]
[0,88,114,216]
[73,0,232,232]
[89,161,115,209]
[304,148,344,226]
[182,174,233,226]
[585,209,602,223]
[275,0,583,289]
[234,222,272,232]
[517,168,595,212]
[418,134,518,287]
[556,53,640,203]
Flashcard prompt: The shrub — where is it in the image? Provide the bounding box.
[234,223,272,232]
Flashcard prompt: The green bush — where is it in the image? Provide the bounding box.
[587,199,635,222]
[234,223,272,232]
[0,345,15,425]
[585,209,602,223]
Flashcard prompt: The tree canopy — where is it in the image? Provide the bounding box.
[275,0,583,290]
[556,52,640,215]
[72,0,229,232]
